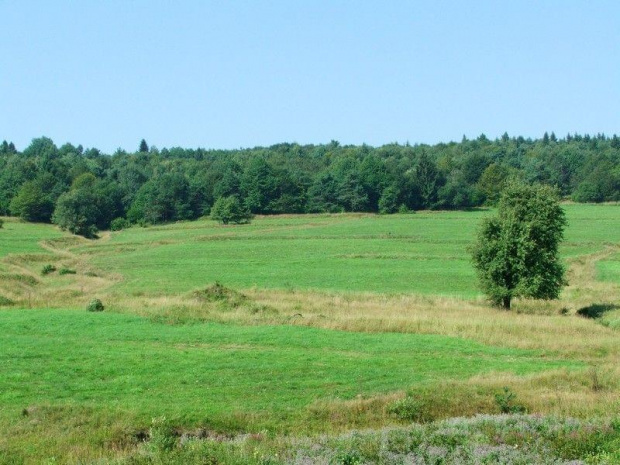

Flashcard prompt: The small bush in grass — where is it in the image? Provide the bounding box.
[58,267,76,275]
[41,264,56,275]
[193,282,248,308]
[0,218,4,228]
[333,450,362,465]
[398,204,413,214]
[110,217,130,231]
[87,298,104,312]
[149,416,177,453]
[0,295,14,306]
[387,394,426,422]
[494,387,527,414]
[210,196,252,224]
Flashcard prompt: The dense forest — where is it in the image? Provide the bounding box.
[0,132,619,236]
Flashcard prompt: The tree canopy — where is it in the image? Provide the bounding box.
[210,196,252,225]
[0,133,617,237]
[471,180,567,309]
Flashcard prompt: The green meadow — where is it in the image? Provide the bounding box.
[0,220,62,272]
[0,310,573,421]
[87,212,485,296]
[65,203,619,297]
[0,204,619,463]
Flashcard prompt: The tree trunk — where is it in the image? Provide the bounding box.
[502,296,511,310]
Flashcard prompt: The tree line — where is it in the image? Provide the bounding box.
[0,133,618,236]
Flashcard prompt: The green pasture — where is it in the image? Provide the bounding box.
[0,218,62,269]
[598,251,620,282]
[2,204,618,296]
[0,309,574,424]
[75,203,620,296]
[0,205,618,462]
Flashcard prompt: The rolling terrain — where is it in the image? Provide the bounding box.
[0,204,619,463]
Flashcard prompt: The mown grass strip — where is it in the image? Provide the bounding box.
[0,309,576,422]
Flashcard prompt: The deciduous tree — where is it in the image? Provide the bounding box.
[52,189,99,238]
[210,196,252,225]
[471,180,566,309]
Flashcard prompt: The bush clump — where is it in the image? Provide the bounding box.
[110,217,130,231]
[387,392,428,422]
[41,264,57,275]
[210,196,252,225]
[0,218,4,228]
[149,416,177,453]
[87,298,104,312]
[191,282,275,316]
[398,204,412,214]
[494,387,527,414]
[0,295,14,306]
[193,282,247,306]
[59,267,77,275]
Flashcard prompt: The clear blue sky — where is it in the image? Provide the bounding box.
[2,1,619,153]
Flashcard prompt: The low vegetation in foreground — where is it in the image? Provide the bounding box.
[107,414,620,464]
[0,203,619,463]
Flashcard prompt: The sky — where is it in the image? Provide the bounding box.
[2,1,619,153]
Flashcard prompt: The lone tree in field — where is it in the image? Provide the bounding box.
[471,180,566,309]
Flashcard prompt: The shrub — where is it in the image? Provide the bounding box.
[387,394,426,422]
[41,264,57,275]
[333,451,362,465]
[58,267,77,275]
[149,416,177,453]
[572,181,603,203]
[193,282,247,304]
[0,295,14,306]
[210,196,252,225]
[398,204,411,214]
[494,387,527,414]
[0,218,3,229]
[87,298,104,312]
[192,282,250,313]
[110,217,130,231]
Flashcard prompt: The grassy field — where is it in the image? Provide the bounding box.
[90,212,484,296]
[598,250,620,283]
[0,204,619,463]
[2,204,619,298]
[0,309,573,419]
[61,203,620,297]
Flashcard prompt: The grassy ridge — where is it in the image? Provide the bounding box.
[93,213,482,296]
[74,204,619,296]
[1,204,618,297]
[0,218,63,257]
